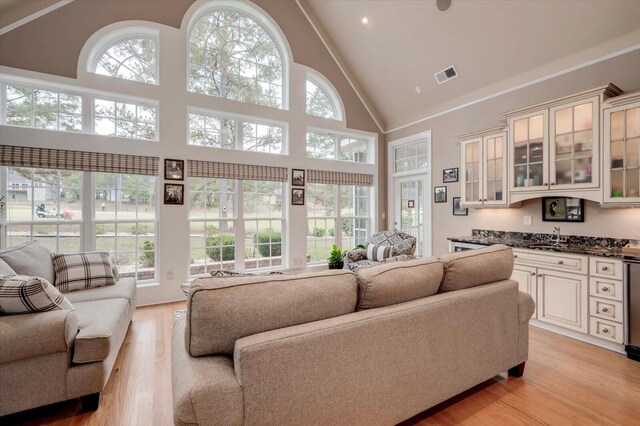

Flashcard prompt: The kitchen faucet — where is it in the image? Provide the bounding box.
[553,226,561,245]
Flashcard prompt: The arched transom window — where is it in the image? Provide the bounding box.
[93,37,157,84]
[306,79,338,120]
[188,8,284,109]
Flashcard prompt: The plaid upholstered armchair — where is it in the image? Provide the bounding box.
[343,230,417,272]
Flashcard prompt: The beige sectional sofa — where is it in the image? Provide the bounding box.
[0,276,136,416]
[172,245,535,425]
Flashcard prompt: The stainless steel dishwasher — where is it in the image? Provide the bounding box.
[626,260,640,361]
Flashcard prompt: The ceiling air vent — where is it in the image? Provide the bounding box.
[434,65,458,85]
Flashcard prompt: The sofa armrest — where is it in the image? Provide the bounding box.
[0,309,77,364]
[518,291,535,324]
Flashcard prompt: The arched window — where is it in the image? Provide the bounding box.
[88,28,158,84]
[188,6,285,109]
[306,72,343,121]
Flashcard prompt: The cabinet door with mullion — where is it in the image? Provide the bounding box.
[461,138,483,206]
[603,100,640,204]
[549,96,599,190]
[509,110,549,192]
[482,132,507,206]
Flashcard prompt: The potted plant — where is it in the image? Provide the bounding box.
[328,244,345,269]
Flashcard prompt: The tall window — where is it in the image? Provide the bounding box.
[306,76,341,120]
[306,183,369,262]
[94,173,157,281]
[93,37,157,84]
[188,8,284,108]
[188,177,283,275]
[4,84,82,132]
[188,111,284,154]
[94,98,157,141]
[3,167,83,253]
[307,130,370,163]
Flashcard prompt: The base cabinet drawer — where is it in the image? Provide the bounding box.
[589,277,623,301]
[589,257,623,280]
[589,297,623,323]
[513,249,587,274]
[589,317,624,344]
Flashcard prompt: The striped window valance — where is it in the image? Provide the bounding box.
[0,145,159,176]
[307,169,374,186]
[187,160,287,182]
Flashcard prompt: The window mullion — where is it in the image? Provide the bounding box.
[235,180,244,271]
[335,184,341,250]
[84,172,94,251]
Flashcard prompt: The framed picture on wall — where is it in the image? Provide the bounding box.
[452,197,468,216]
[434,186,447,203]
[443,167,459,183]
[292,188,305,206]
[164,159,184,181]
[292,169,305,186]
[164,184,184,205]
[541,197,584,222]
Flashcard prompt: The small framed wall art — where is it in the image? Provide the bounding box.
[165,159,184,181]
[541,197,584,222]
[452,197,468,216]
[292,188,305,206]
[292,169,305,186]
[434,186,447,203]
[164,184,184,205]
[443,167,459,183]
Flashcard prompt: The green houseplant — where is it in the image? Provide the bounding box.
[328,244,345,269]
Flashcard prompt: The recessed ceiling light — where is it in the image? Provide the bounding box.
[415,86,422,94]
[437,0,452,12]
[361,16,369,25]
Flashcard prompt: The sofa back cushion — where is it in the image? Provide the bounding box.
[0,241,55,283]
[439,245,514,293]
[0,275,73,315]
[52,252,116,293]
[186,270,357,356]
[356,257,444,310]
[0,259,16,275]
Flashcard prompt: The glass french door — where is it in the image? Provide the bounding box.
[394,176,427,256]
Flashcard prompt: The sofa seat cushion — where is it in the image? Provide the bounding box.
[0,241,55,283]
[0,275,74,315]
[186,270,358,356]
[356,257,444,310]
[73,298,132,363]
[52,252,116,292]
[65,277,136,305]
[439,245,514,293]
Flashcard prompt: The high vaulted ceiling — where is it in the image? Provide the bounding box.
[301,0,640,132]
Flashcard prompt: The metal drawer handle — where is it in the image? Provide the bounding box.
[602,266,609,271]
[602,286,609,292]
[538,274,543,277]
[602,328,609,334]
[601,307,609,313]
[514,255,518,258]
[558,260,564,265]
[531,272,536,276]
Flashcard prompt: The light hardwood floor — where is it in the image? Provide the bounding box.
[4,301,640,426]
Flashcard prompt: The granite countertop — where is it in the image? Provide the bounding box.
[448,230,640,262]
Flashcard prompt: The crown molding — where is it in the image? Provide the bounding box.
[0,0,74,36]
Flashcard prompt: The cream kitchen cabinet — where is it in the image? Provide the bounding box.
[602,91,640,206]
[459,128,508,207]
[510,264,537,318]
[503,84,622,204]
[537,268,588,333]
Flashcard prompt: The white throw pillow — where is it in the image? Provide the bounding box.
[0,275,73,315]
[0,240,55,283]
[52,252,116,293]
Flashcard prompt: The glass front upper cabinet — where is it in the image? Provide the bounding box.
[549,97,599,189]
[510,111,548,191]
[604,98,640,204]
[460,130,508,207]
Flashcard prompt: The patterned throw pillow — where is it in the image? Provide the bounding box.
[210,270,284,277]
[0,275,73,315]
[52,252,116,293]
[366,244,392,262]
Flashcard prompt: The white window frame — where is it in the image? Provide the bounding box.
[86,27,160,85]
[306,127,374,164]
[93,96,159,141]
[306,70,344,121]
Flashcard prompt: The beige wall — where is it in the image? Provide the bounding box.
[387,49,640,256]
[0,0,386,214]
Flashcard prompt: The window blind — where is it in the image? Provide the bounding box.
[307,169,373,186]
[0,145,159,176]
[187,159,287,182]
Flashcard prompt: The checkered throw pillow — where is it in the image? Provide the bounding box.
[366,243,392,261]
[52,252,116,293]
[0,275,73,315]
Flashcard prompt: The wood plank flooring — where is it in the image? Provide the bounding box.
[3,301,640,426]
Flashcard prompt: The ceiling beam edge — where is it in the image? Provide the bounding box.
[0,0,74,36]
[295,0,386,133]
